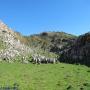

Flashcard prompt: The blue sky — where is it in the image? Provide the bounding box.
[0,0,90,35]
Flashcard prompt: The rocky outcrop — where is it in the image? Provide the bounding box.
[0,21,33,63]
[60,32,90,66]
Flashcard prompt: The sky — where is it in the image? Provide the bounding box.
[0,0,90,36]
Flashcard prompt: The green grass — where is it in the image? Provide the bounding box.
[0,63,89,90]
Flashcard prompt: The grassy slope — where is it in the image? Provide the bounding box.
[0,63,90,90]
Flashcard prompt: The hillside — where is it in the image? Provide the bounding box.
[24,32,77,54]
[0,21,67,63]
[0,20,90,66]
[60,32,90,66]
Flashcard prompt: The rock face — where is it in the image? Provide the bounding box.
[0,21,32,63]
[60,32,90,66]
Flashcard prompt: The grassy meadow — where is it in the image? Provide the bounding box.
[0,63,90,90]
